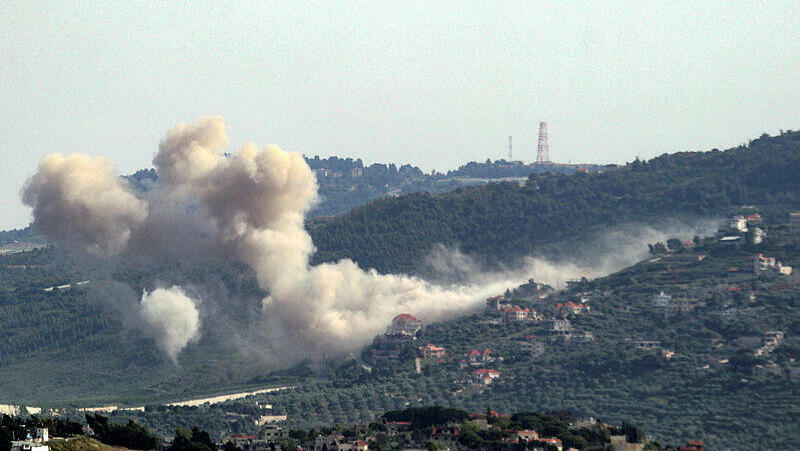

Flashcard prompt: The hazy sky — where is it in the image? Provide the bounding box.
[2,1,798,229]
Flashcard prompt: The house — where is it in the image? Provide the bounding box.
[516,430,539,441]
[729,216,748,232]
[429,425,460,445]
[11,442,48,451]
[418,344,445,359]
[534,437,563,451]
[386,314,422,337]
[384,421,411,435]
[336,440,369,451]
[485,295,508,312]
[754,253,793,275]
[556,302,590,316]
[632,340,660,350]
[790,212,800,233]
[652,292,671,308]
[472,368,500,385]
[745,213,763,226]
[764,330,784,346]
[678,440,704,451]
[517,336,545,356]
[257,424,287,443]
[501,305,542,322]
[466,349,495,365]
[751,227,765,245]
[541,319,572,338]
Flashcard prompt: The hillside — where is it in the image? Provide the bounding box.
[96,214,800,450]
[309,131,800,273]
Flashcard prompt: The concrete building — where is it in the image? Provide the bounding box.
[11,442,48,451]
[418,343,445,359]
[754,253,792,275]
[729,216,748,232]
[790,212,800,233]
[652,292,672,308]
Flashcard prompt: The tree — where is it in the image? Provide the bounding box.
[666,238,683,252]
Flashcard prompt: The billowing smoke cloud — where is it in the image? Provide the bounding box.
[139,286,201,362]
[21,116,720,365]
[21,153,148,256]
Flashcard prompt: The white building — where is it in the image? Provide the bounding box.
[652,292,672,308]
[751,227,765,245]
[790,212,800,233]
[729,216,748,232]
[11,442,48,451]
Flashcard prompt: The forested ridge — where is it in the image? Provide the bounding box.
[309,131,800,273]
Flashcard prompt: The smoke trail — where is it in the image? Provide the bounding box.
[139,286,201,363]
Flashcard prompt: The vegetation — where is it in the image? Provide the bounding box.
[1,130,800,450]
[85,415,158,450]
[309,131,800,273]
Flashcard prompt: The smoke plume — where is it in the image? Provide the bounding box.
[139,286,201,362]
[21,116,720,364]
[21,153,148,256]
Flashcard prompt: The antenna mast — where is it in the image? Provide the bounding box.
[508,136,512,160]
[536,121,551,164]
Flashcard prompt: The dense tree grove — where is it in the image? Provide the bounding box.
[309,131,800,273]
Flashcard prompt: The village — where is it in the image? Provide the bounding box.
[4,412,707,451]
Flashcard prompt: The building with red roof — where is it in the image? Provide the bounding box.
[679,440,704,451]
[418,343,446,359]
[556,301,591,316]
[466,348,495,365]
[501,305,542,322]
[473,368,501,385]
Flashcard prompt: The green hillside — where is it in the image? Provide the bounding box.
[98,217,800,450]
[309,131,800,273]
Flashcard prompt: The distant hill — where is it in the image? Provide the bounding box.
[309,131,800,273]
[122,156,593,220]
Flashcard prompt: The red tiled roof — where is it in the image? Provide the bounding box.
[393,313,418,322]
[557,302,588,308]
[474,369,500,375]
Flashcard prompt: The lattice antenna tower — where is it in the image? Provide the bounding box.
[508,136,513,160]
[536,121,551,164]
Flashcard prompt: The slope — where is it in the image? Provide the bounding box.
[309,131,800,273]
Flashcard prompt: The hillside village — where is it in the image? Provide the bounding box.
[2,209,799,450]
[1,407,706,451]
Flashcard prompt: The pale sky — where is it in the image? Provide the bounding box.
[1,1,798,229]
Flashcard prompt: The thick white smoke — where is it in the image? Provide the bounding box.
[148,117,520,360]
[139,286,201,363]
[21,153,148,256]
[21,116,721,364]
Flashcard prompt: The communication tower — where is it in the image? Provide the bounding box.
[536,121,551,164]
[508,136,513,160]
